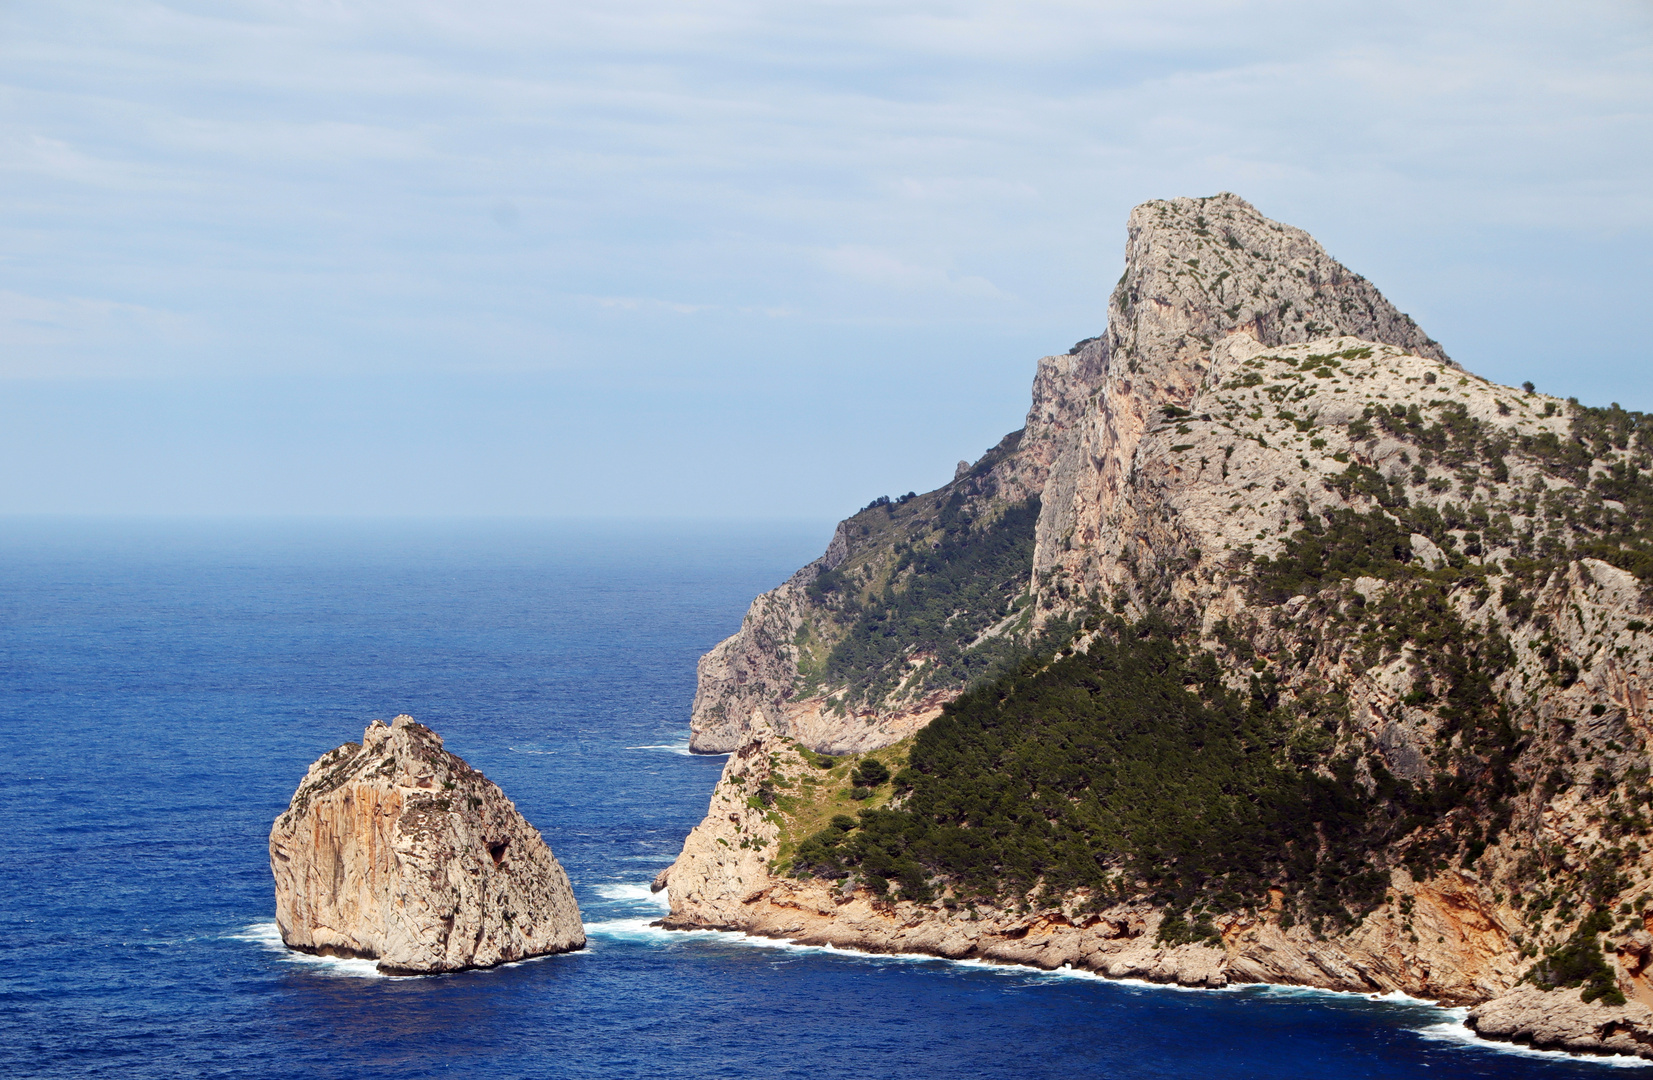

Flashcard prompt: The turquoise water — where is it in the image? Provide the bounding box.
[0,519,1636,1078]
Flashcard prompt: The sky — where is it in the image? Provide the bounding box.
[1,0,1649,518]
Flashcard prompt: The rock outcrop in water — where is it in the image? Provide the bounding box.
[270,715,584,974]
[1468,986,1653,1058]
[663,193,1653,1060]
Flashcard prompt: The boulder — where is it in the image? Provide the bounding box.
[269,715,584,974]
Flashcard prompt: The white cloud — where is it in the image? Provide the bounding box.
[0,0,1648,510]
[0,290,200,377]
[584,295,713,315]
[818,245,1010,300]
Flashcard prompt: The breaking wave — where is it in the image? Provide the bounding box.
[593,882,670,906]
[229,922,385,980]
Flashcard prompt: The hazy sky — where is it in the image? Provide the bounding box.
[2,1,1649,518]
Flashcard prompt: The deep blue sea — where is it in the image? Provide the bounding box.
[0,518,1640,1079]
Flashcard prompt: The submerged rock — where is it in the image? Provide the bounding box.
[269,715,584,974]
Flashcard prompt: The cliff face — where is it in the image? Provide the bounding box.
[1030,195,1445,594]
[687,427,1045,754]
[665,194,1653,1058]
[270,715,584,974]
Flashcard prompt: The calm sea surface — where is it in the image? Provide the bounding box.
[0,518,1637,1078]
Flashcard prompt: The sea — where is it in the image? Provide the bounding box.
[0,517,1640,1079]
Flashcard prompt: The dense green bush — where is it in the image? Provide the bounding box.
[1252,509,1415,601]
[852,758,890,787]
[795,618,1421,925]
[1529,907,1626,1005]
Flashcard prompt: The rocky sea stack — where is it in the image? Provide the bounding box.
[270,715,584,975]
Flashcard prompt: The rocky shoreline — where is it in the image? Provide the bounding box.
[655,718,1653,1062]
[655,873,1653,1061]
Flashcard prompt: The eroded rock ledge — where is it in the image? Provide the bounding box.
[656,720,1653,1061]
[269,715,584,974]
[1469,986,1653,1059]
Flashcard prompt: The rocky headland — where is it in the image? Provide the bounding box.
[661,193,1653,1059]
[270,715,584,975]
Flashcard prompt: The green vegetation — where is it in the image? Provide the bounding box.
[778,376,1653,960]
[852,758,890,787]
[1344,393,1653,586]
[1252,509,1414,602]
[793,618,1442,932]
[1248,507,1528,876]
[767,741,909,873]
[1528,907,1626,1005]
[812,496,1041,705]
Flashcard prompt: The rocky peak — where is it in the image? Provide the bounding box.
[1032,194,1450,583]
[691,194,1485,754]
[1112,193,1446,379]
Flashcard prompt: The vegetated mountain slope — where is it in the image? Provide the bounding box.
[662,194,1653,1059]
[690,191,1443,755]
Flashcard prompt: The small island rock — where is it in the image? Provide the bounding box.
[269,715,584,974]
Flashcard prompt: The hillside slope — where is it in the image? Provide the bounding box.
[662,194,1653,1059]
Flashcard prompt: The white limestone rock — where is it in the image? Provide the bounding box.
[269,715,584,974]
[663,193,1653,1061]
[1469,986,1653,1059]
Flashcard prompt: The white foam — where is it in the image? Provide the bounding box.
[583,917,970,969]
[583,917,679,942]
[620,920,1651,1065]
[1064,971,1231,994]
[506,746,557,755]
[594,881,671,906]
[1416,1015,1653,1067]
[229,921,386,979]
[232,921,578,979]
[626,742,719,756]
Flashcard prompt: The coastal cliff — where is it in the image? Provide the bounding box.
[270,715,584,974]
[664,194,1653,1058]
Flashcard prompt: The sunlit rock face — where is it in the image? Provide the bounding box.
[270,715,583,974]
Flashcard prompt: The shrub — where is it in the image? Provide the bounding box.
[852,758,891,787]
[797,618,1420,924]
[820,497,1041,704]
[1529,908,1626,1005]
